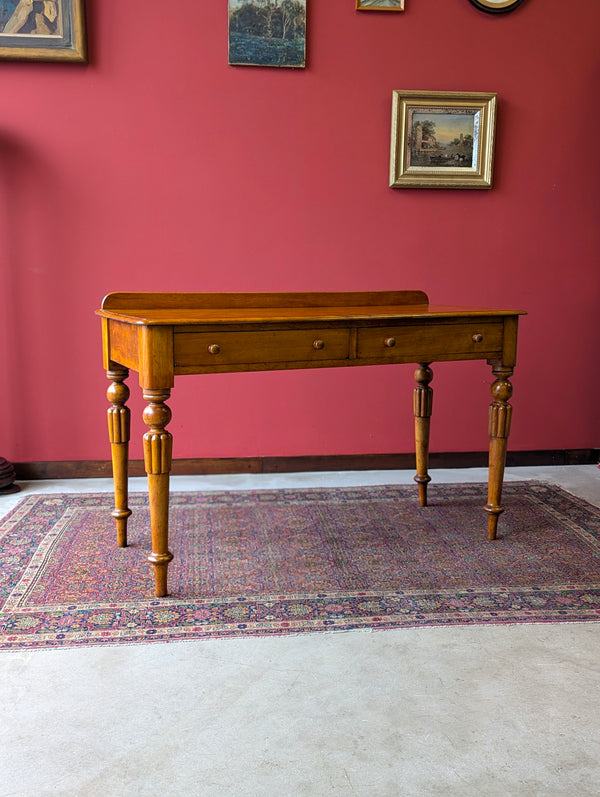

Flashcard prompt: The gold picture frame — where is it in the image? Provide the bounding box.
[468,0,525,13]
[356,1,405,11]
[0,0,87,63]
[390,90,497,189]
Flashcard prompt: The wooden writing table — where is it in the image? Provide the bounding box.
[97,291,525,597]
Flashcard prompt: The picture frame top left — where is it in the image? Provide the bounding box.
[0,0,87,63]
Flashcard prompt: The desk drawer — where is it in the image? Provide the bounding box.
[357,322,504,360]
[175,328,350,368]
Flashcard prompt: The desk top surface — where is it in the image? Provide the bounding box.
[97,291,526,326]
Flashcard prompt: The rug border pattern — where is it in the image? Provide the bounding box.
[1,482,599,650]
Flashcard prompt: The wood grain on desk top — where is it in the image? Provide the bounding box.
[97,291,526,326]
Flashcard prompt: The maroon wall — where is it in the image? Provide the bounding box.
[1,0,598,464]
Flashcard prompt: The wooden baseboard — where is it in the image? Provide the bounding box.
[12,449,600,481]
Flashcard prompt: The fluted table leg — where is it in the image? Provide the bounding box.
[413,363,433,507]
[106,368,132,547]
[143,388,173,597]
[485,364,514,540]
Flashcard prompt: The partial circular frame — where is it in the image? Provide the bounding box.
[468,0,525,13]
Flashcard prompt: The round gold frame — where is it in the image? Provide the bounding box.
[468,0,525,13]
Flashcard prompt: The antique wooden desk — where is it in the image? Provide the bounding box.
[97,291,525,597]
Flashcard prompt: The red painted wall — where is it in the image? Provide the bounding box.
[1,0,598,465]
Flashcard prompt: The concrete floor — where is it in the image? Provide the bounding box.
[0,465,599,796]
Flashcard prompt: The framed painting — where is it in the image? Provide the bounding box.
[228,0,307,68]
[389,90,497,189]
[0,0,87,62]
[357,0,404,10]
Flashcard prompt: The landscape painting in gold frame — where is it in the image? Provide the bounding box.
[390,90,497,189]
[356,0,404,11]
[0,0,87,62]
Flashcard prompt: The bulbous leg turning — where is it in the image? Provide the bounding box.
[485,366,514,540]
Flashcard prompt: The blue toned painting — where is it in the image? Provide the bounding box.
[229,0,307,68]
[0,0,61,35]
[0,1,18,31]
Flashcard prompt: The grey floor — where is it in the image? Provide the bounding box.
[0,465,599,797]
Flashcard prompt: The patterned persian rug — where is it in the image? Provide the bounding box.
[1,482,599,650]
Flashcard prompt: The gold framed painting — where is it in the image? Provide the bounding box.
[0,0,87,62]
[356,0,404,10]
[389,90,497,189]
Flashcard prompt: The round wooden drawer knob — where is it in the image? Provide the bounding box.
[207,343,221,355]
[384,337,396,348]
[472,334,483,343]
[312,339,325,350]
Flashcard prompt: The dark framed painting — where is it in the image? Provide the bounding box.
[389,90,497,189]
[228,0,307,68]
[0,0,87,62]
[356,0,404,10]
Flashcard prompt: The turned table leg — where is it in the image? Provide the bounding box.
[413,363,433,507]
[143,388,174,597]
[106,368,132,547]
[485,364,514,540]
